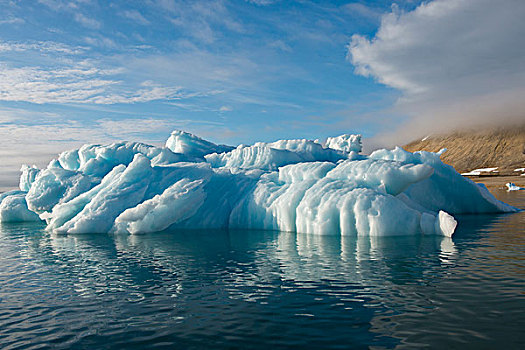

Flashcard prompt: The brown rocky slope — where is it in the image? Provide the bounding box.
[403,124,525,174]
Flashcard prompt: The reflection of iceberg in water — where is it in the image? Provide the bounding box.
[439,237,457,265]
[1,202,523,348]
[49,233,186,301]
[0,223,184,301]
[222,230,456,306]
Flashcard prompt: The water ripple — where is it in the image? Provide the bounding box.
[0,190,524,349]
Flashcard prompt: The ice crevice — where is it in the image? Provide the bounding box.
[0,130,518,237]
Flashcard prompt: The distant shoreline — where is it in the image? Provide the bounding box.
[403,124,525,175]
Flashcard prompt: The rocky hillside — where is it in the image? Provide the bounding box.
[403,124,525,174]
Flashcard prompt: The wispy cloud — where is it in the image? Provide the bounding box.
[157,0,244,44]
[267,39,292,53]
[86,84,184,104]
[37,0,103,30]
[0,65,114,104]
[0,38,214,105]
[0,17,24,25]
[37,0,99,13]
[0,0,409,187]
[245,0,278,5]
[341,3,383,20]
[121,48,260,96]
[0,63,191,104]
[121,9,150,25]
[83,35,118,49]
[74,12,101,29]
[0,40,86,54]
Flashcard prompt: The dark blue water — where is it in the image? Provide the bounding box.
[0,190,524,349]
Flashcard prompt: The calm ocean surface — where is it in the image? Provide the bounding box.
[0,189,524,349]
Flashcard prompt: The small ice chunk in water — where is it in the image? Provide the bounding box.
[436,211,457,238]
[506,183,524,191]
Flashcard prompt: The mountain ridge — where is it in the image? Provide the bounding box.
[403,124,525,174]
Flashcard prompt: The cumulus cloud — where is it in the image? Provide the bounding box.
[348,0,525,145]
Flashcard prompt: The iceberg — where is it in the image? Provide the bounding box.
[506,183,524,191]
[0,130,518,237]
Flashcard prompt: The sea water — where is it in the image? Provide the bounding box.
[0,190,523,349]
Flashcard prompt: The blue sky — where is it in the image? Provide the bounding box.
[0,0,524,187]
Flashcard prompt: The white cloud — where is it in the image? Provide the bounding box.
[122,9,150,25]
[0,40,86,54]
[348,0,525,144]
[0,65,114,103]
[0,37,255,107]
[268,39,292,53]
[83,36,118,48]
[74,12,101,29]
[37,0,103,30]
[0,17,24,25]
[123,49,260,94]
[0,40,205,105]
[158,0,244,44]
[87,85,184,104]
[37,0,91,11]
[246,0,278,5]
[0,64,188,104]
[342,3,382,20]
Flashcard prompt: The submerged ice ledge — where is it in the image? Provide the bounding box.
[0,130,518,237]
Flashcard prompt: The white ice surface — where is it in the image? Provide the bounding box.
[461,167,499,176]
[323,134,362,154]
[165,130,234,158]
[371,148,515,214]
[0,131,518,237]
[0,190,41,222]
[205,138,352,171]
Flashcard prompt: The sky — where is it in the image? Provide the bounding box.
[0,0,524,188]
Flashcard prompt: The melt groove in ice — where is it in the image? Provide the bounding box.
[0,130,518,237]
